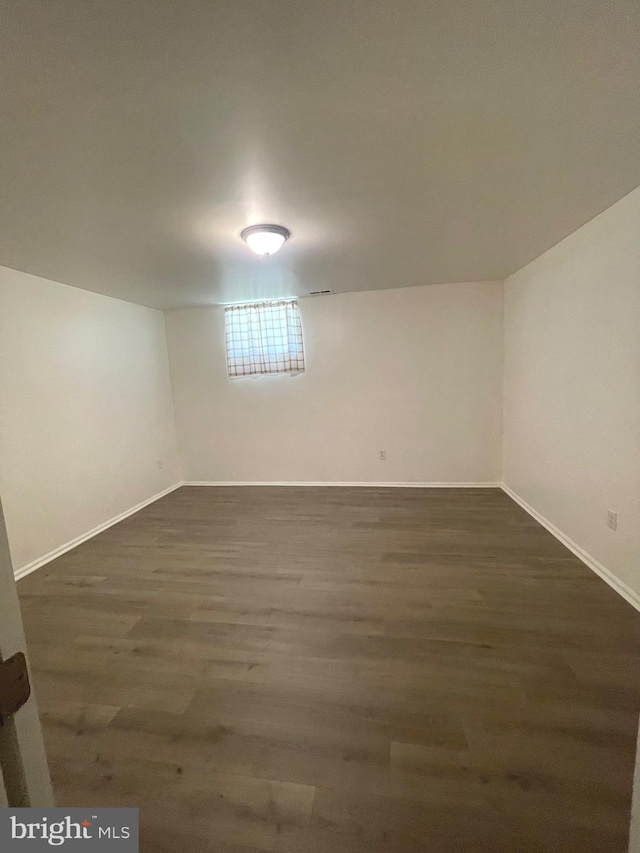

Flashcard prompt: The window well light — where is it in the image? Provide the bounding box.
[241,224,290,256]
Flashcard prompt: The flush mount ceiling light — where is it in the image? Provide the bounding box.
[241,224,290,257]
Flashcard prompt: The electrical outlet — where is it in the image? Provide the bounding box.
[378,450,386,461]
[157,459,164,471]
[607,509,617,531]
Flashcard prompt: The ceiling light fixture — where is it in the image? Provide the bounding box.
[241,224,290,257]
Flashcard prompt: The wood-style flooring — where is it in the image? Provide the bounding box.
[17,486,640,852]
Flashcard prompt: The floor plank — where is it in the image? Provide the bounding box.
[17,486,640,851]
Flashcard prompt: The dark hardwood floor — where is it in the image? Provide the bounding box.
[16,486,640,852]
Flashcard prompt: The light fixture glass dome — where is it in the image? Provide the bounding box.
[241,224,290,256]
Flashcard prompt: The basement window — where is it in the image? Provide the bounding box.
[224,299,305,378]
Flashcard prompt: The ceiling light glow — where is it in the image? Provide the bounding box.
[241,224,290,256]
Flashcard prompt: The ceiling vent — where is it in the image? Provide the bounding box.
[309,290,334,296]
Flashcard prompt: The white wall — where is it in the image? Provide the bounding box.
[0,266,181,574]
[166,281,504,485]
[503,186,640,599]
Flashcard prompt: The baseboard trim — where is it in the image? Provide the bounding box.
[501,482,640,613]
[14,482,183,581]
[183,481,502,488]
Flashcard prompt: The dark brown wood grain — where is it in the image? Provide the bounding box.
[17,486,640,852]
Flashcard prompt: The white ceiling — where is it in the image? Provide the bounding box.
[2,0,639,309]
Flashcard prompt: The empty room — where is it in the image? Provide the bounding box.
[0,1,639,851]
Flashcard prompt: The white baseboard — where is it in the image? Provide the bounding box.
[14,482,183,581]
[501,482,640,613]
[183,481,502,488]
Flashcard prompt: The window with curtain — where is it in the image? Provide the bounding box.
[224,299,305,378]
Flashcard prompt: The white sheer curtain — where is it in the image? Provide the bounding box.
[224,299,305,378]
